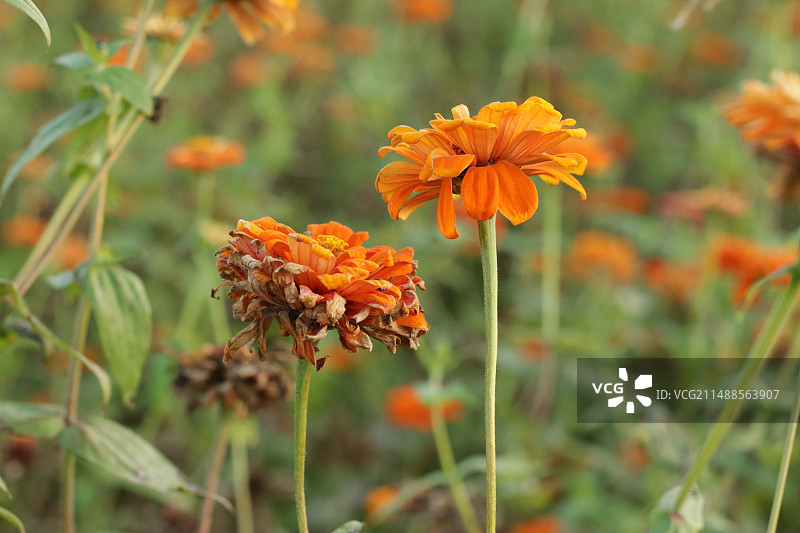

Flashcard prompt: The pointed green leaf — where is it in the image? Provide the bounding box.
[330,521,363,533]
[1,97,106,205]
[91,67,153,115]
[0,401,65,439]
[0,280,112,407]
[54,51,94,71]
[82,264,153,404]
[0,472,10,498]
[60,416,229,508]
[2,0,50,49]
[73,23,104,64]
[0,505,25,533]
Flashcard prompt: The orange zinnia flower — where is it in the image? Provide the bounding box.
[394,0,454,23]
[645,258,698,305]
[364,485,401,516]
[377,97,587,239]
[166,0,298,45]
[711,235,797,303]
[566,231,639,283]
[165,136,245,172]
[385,384,464,431]
[216,218,428,369]
[725,70,800,153]
[659,186,750,223]
[1,215,47,247]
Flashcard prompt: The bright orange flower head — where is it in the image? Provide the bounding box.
[725,70,800,153]
[165,136,245,172]
[510,516,560,533]
[216,218,428,369]
[166,0,298,45]
[377,97,587,239]
[385,383,464,431]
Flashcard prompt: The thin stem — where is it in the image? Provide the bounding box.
[673,274,800,512]
[430,380,481,533]
[62,454,76,533]
[477,217,498,533]
[294,359,313,533]
[197,419,231,533]
[765,368,800,533]
[151,6,210,96]
[126,0,158,71]
[231,416,255,533]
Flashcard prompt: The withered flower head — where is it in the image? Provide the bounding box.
[215,217,429,369]
[123,14,186,42]
[173,344,292,412]
[377,97,587,238]
[166,0,298,45]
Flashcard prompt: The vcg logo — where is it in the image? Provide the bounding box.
[592,367,653,414]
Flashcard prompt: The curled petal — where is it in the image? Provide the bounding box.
[436,177,460,239]
[495,160,539,225]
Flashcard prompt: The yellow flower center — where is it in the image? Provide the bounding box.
[316,234,348,255]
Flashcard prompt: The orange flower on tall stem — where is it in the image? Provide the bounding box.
[166,0,298,45]
[377,97,588,238]
[215,217,428,369]
[385,383,464,431]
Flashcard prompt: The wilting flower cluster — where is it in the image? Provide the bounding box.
[215,217,428,369]
[377,97,587,238]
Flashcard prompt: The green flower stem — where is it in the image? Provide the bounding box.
[14,5,210,296]
[430,384,481,533]
[766,368,800,533]
[477,217,498,533]
[673,273,800,512]
[294,359,313,533]
[197,418,232,533]
[231,416,255,533]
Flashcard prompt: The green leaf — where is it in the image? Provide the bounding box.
[649,485,704,533]
[0,401,65,439]
[0,472,10,498]
[330,521,363,533]
[1,97,106,205]
[60,416,229,507]
[54,52,94,71]
[74,23,104,64]
[0,280,112,408]
[82,264,153,405]
[0,505,25,533]
[2,0,50,50]
[91,67,153,115]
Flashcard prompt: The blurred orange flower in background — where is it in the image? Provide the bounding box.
[558,133,613,174]
[1,215,47,247]
[659,186,750,223]
[229,52,268,88]
[183,34,215,66]
[394,0,454,23]
[566,231,639,283]
[3,63,53,92]
[577,186,650,215]
[165,136,245,172]
[510,515,561,533]
[166,0,298,45]
[377,97,587,238]
[725,70,800,153]
[645,258,698,305]
[336,24,378,56]
[364,484,401,516]
[690,32,741,68]
[216,218,428,368]
[712,235,797,303]
[385,384,464,431]
[56,234,90,270]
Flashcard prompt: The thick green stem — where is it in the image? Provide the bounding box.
[477,217,498,533]
[197,419,231,533]
[231,417,255,533]
[673,274,800,512]
[766,368,800,533]
[430,382,481,533]
[294,359,312,533]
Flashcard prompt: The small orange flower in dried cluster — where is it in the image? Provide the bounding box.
[566,231,639,284]
[394,0,454,23]
[216,218,428,369]
[173,345,292,411]
[385,384,463,431]
[660,186,750,223]
[712,235,797,303]
[166,0,297,45]
[165,136,245,172]
[377,97,588,239]
[510,516,561,533]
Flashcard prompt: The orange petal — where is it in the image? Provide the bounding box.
[397,189,439,220]
[494,160,538,225]
[226,3,266,46]
[431,153,475,178]
[437,177,460,239]
[461,165,499,221]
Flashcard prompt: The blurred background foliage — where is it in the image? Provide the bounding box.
[2,0,800,531]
